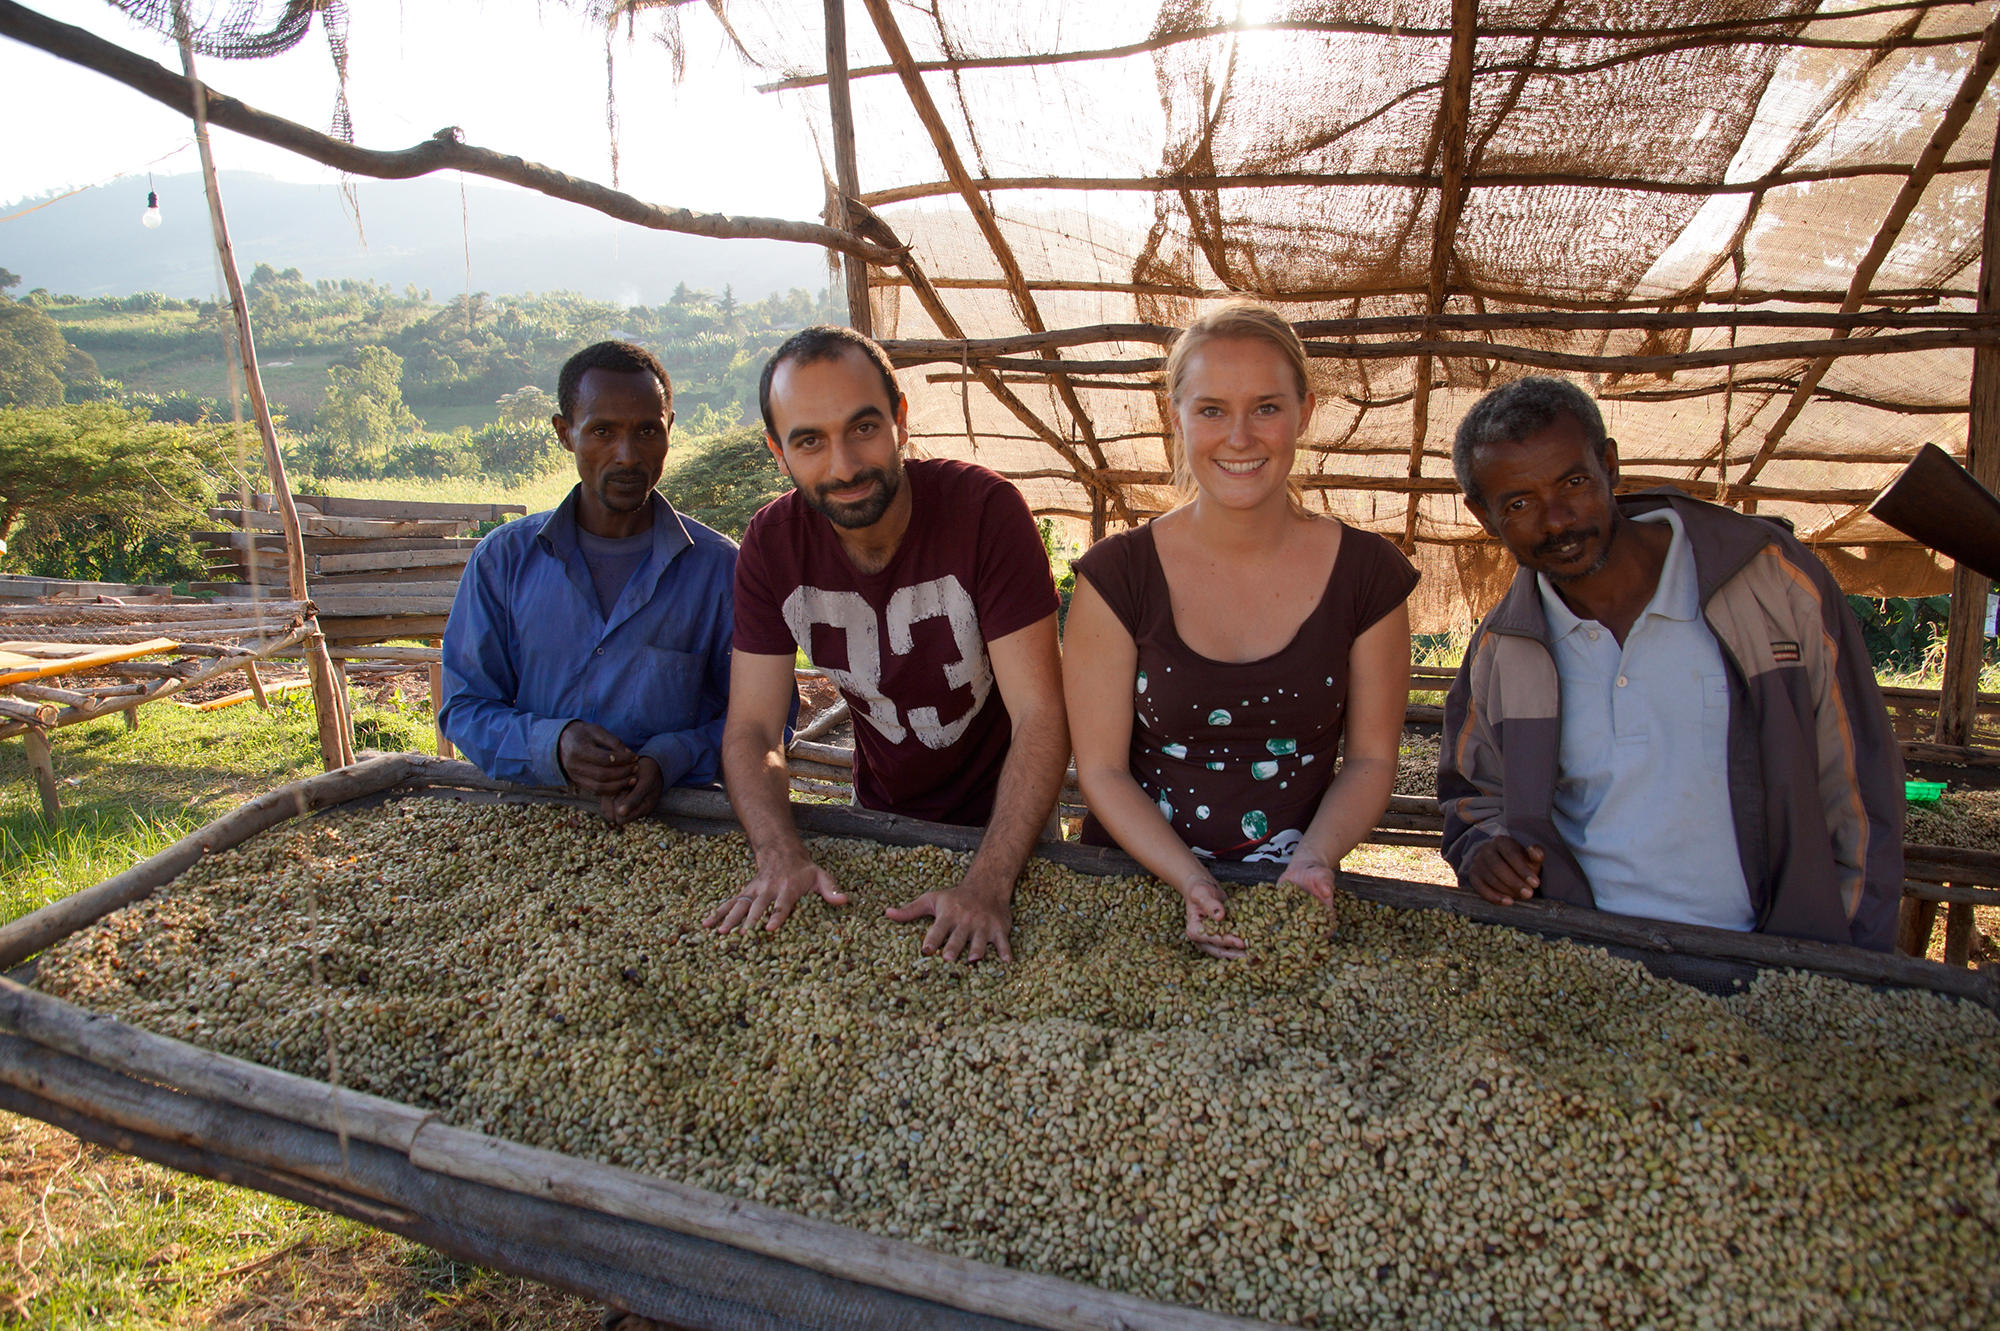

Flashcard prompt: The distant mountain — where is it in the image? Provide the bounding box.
[2,171,835,303]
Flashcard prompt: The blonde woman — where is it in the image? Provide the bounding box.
[1063,303,1416,958]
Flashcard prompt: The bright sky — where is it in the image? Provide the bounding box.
[0,0,826,219]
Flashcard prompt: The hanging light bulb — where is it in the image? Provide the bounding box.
[141,190,162,229]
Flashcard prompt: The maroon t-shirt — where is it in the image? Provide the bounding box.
[735,459,1059,825]
[1074,521,1417,861]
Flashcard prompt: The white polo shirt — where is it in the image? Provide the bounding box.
[1538,509,1756,931]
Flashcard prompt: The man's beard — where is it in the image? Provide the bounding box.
[802,464,901,529]
[597,468,655,513]
[1535,524,1612,584]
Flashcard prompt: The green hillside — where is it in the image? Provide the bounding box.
[0,267,823,584]
[36,268,840,436]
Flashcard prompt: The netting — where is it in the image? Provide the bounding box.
[686,0,1997,628]
[111,0,353,140]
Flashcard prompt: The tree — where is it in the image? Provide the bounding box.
[0,300,72,407]
[660,423,790,539]
[314,345,420,467]
[0,268,19,293]
[469,384,563,479]
[0,402,227,581]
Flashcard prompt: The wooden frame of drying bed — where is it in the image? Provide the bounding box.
[0,753,1991,1330]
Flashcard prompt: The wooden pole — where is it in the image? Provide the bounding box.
[171,6,344,772]
[877,311,2000,358]
[1935,115,2000,748]
[890,327,2000,377]
[824,0,872,336]
[876,272,1977,309]
[1942,896,1978,965]
[174,16,304,604]
[857,0,1120,515]
[1401,0,1479,553]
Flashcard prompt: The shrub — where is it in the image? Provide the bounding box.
[0,402,229,584]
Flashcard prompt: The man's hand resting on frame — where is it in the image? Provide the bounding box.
[1463,835,1543,906]
[559,721,660,825]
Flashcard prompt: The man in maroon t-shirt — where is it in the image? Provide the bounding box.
[708,326,1067,962]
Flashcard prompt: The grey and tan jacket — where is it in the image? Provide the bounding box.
[1439,491,1904,951]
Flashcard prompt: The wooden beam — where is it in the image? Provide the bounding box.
[871,272,1976,308]
[858,159,1993,207]
[920,378,1964,419]
[1006,467,1875,506]
[1936,115,2000,746]
[1737,13,2000,491]
[855,0,1121,518]
[916,328,1998,378]
[844,205,1135,527]
[881,310,2000,359]
[765,4,1986,90]
[823,0,872,335]
[0,0,898,265]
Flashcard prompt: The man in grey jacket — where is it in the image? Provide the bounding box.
[1438,377,1903,950]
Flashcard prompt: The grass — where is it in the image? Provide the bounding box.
[302,473,575,515]
[2,704,319,925]
[303,432,781,520]
[408,401,503,435]
[0,695,595,1329]
[1,1110,593,1327]
[82,347,340,421]
[1873,659,2000,694]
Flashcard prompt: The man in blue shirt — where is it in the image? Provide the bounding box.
[440,340,740,824]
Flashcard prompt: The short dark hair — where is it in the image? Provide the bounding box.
[1452,376,1610,513]
[758,325,903,442]
[556,341,672,419]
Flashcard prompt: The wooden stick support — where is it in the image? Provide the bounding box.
[427,642,453,760]
[21,727,58,823]
[1897,896,1942,956]
[303,629,351,771]
[242,658,269,709]
[1943,899,1978,965]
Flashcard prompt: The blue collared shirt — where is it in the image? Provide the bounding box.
[440,486,737,789]
[1539,508,1757,931]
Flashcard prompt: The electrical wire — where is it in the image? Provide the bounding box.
[0,142,197,224]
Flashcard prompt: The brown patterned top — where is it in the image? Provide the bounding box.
[1075,522,1417,862]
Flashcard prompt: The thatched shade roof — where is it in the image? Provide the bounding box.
[709,0,2000,626]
